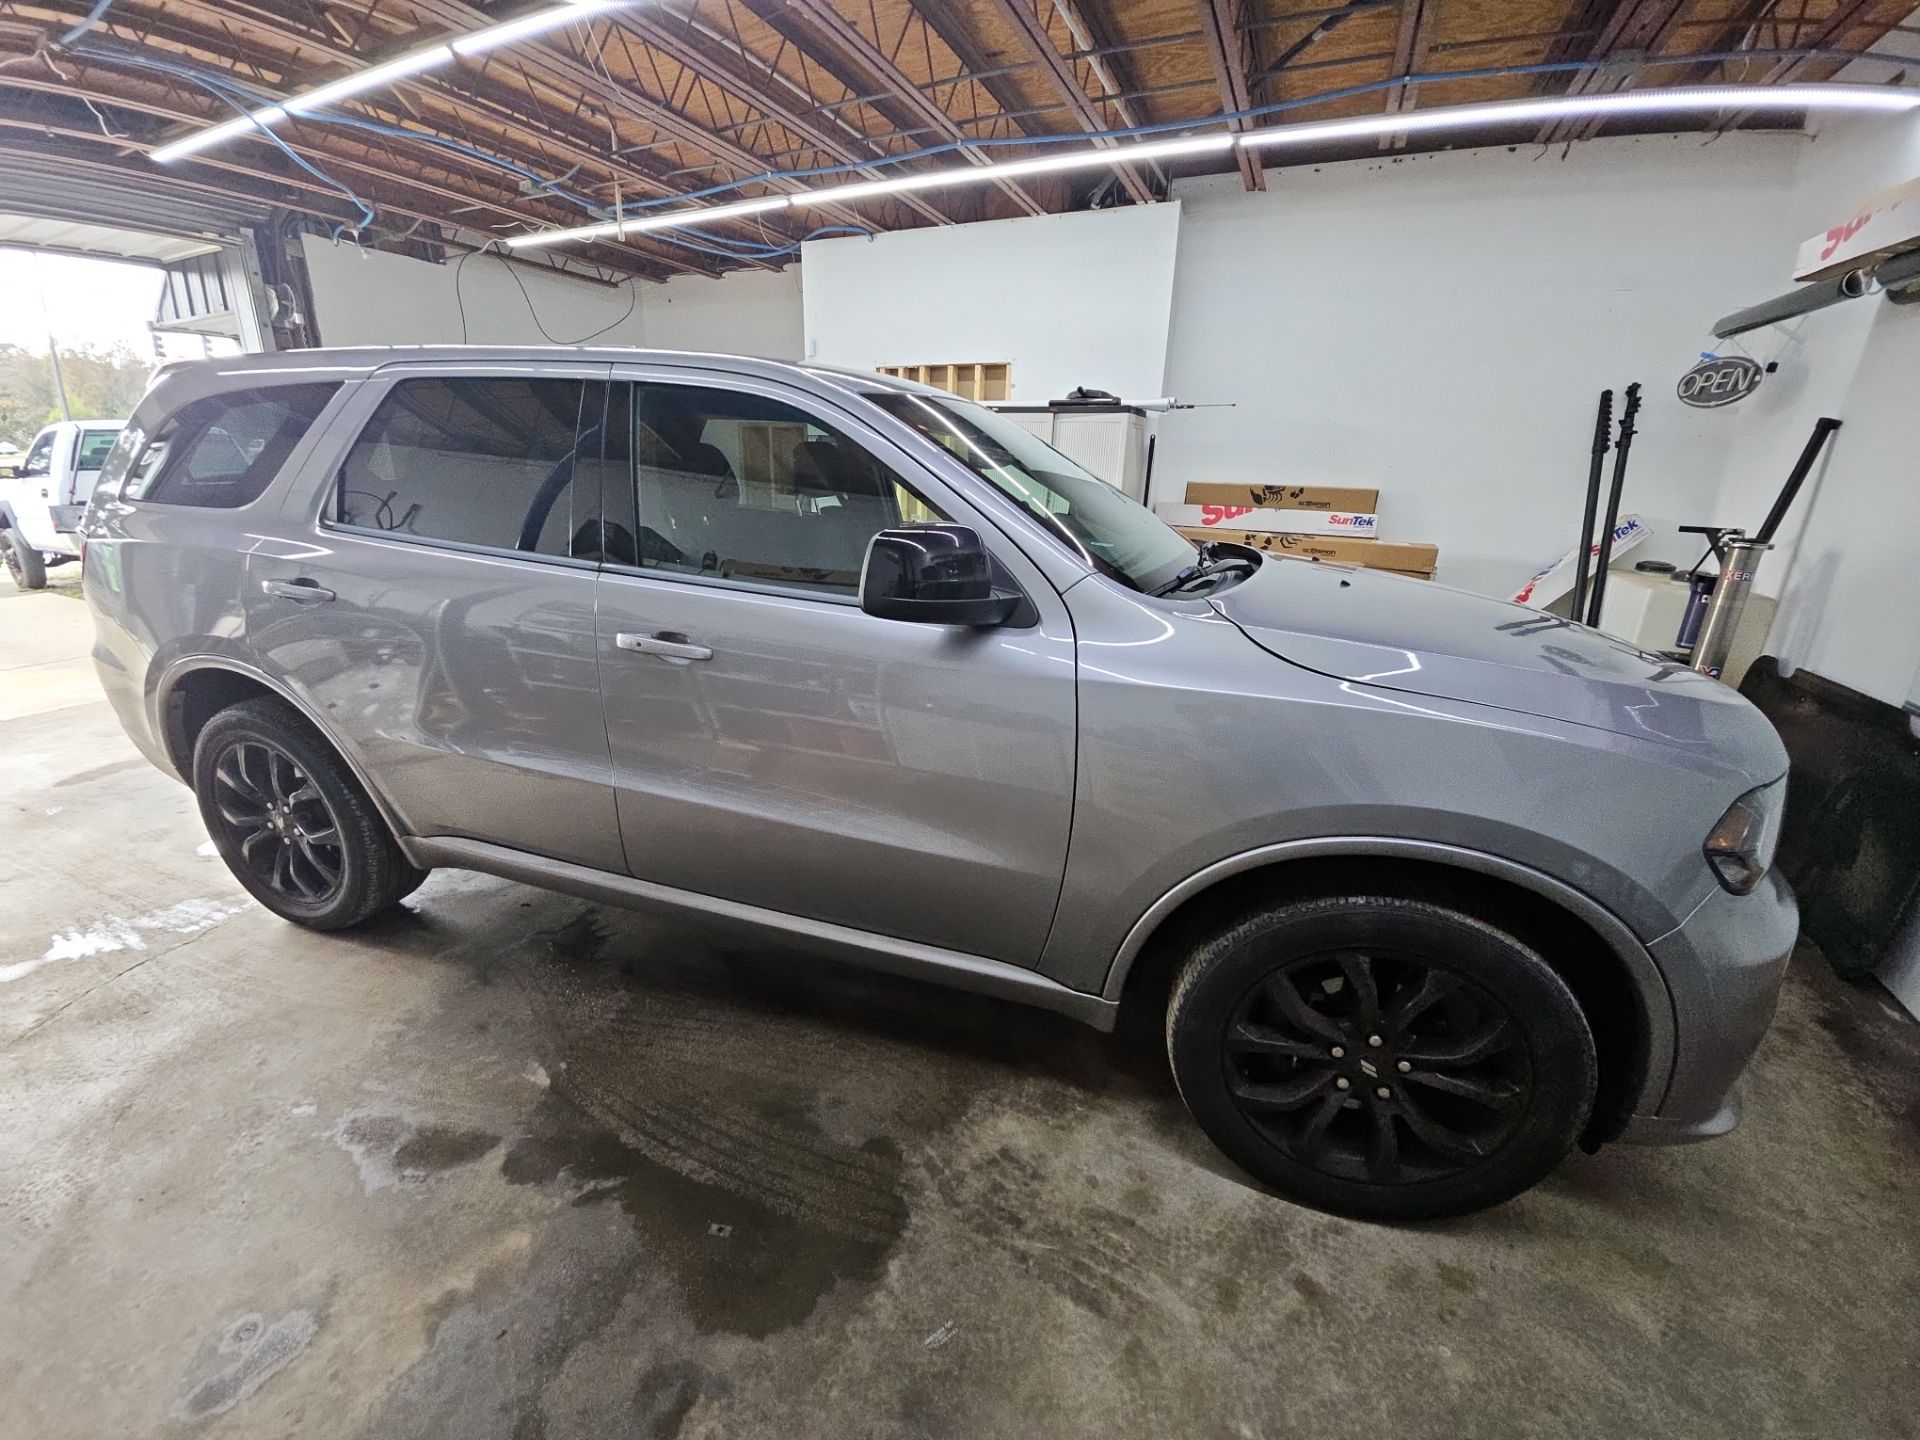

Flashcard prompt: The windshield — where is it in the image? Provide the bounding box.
[868,391,1196,594]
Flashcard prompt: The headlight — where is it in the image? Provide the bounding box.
[1703,780,1785,895]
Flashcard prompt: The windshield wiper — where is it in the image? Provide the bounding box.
[1151,544,1256,597]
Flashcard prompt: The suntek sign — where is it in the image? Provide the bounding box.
[1155,502,1379,537]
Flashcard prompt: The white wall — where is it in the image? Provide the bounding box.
[299,235,803,358]
[1700,108,1920,711]
[800,203,1182,402]
[1158,134,1809,596]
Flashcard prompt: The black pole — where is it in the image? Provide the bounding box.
[1586,382,1642,628]
[1571,389,1613,624]
[1754,416,1841,543]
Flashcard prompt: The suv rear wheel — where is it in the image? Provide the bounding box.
[1166,895,1597,1220]
[193,697,427,930]
[2,528,47,590]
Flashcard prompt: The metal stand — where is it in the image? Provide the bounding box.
[1691,534,1773,679]
[1586,382,1642,628]
[1570,389,1613,626]
[1676,416,1841,679]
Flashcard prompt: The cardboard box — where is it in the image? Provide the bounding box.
[1157,503,1377,537]
[1176,527,1437,576]
[1181,483,1380,513]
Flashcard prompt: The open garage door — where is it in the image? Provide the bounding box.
[0,150,289,353]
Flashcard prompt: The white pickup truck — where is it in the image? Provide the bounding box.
[0,419,125,589]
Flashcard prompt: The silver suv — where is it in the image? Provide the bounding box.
[81,348,1796,1219]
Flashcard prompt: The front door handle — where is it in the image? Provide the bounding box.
[260,578,336,603]
[616,631,713,663]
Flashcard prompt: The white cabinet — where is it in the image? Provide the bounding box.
[993,406,1149,501]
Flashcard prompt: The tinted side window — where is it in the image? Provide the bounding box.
[127,384,340,507]
[21,434,52,478]
[76,430,120,469]
[626,382,940,595]
[334,376,592,558]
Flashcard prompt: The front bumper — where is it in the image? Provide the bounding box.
[1620,867,1798,1145]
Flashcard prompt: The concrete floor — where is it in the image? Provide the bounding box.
[4,571,1918,1440]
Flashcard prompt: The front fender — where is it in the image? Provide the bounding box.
[1094,834,1676,1104]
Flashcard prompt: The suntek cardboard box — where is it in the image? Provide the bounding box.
[1156,503,1377,537]
[1180,483,1380,513]
[1175,527,1437,578]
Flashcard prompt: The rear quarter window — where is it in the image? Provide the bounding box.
[123,383,340,508]
[75,429,120,470]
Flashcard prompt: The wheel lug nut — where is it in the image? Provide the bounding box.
[1397,1060,1411,1073]
[1330,1046,1345,1059]
[1376,1086,1392,1099]
[1335,1077,1351,1090]
[1367,1034,1383,1048]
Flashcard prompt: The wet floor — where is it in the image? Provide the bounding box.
[4,583,1918,1439]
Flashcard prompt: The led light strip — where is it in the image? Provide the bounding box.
[505,134,1237,248]
[150,0,629,163]
[496,84,1919,251]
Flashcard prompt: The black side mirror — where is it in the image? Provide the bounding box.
[859,524,1022,627]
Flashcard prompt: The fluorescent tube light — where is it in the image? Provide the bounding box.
[150,0,628,163]
[503,193,792,248]
[284,45,454,116]
[149,107,291,162]
[1237,84,1920,151]
[792,132,1236,207]
[453,0,630,57]
[503,85,1916,250]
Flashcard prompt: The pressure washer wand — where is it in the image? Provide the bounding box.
[1586,382,1642,628]
[1570,389,1613,625]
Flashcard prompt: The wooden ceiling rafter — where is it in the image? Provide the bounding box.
[0,0,1913,280]
[1196,0,1267,188]
[775,0,1050,215]
[973,0,1158,202]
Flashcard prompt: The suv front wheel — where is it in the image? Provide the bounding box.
[1167,895,1597,1220]
[193,697,427,930]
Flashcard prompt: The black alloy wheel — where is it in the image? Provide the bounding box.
[1167,895,1597,1220]
[1224,949,1530,1186]
[192,696,427,930]
[208,739,346,906]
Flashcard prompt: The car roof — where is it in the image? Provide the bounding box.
[147,346,948,398]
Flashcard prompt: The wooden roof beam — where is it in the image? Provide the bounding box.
[1197,0,1266,190]
[1379,0,1435,149]
[1535,0,1690,144]
[777,0,1049,217]
[973,0,1158,204]
[604,11,959,228]
[388,0,872,232]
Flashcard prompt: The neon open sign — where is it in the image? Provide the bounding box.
[1677,355,1763,408]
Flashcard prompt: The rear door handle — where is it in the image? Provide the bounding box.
[616,631,713,663]
[260,578,336,603]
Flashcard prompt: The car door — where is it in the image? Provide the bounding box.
[595,366,1078,966]
[8,429,57,548]
[250,361,626,874]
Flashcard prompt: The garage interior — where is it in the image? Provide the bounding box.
[5,0,1920,1434]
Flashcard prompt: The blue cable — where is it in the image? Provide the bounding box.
[74,42,376,235]
[58,0,115,46]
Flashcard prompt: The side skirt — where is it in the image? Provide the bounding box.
[405,835,1120,1032]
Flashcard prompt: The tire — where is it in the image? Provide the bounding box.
[193,697,428,931]
[1166,895,1597,1221]
[3,529,47,589]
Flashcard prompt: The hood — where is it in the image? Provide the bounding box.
[1210,557,1787,778]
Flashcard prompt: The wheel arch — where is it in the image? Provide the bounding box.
[155,658,417,851]
[1103,838,1676,1146]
